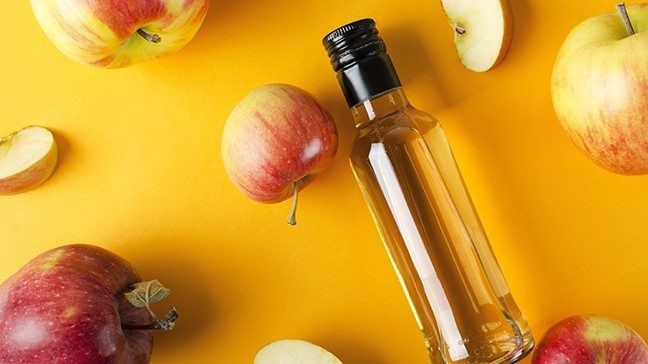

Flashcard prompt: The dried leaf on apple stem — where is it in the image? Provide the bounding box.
[125,279,170,309]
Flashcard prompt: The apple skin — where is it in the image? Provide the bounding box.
[0,145,57,194]
[532,315,648,364]
[491,0,514,71]
[221,84,338,203]
[0,245,154,363]
[551,4,648,175]
[0,127,58,195]
[30,0,209,68]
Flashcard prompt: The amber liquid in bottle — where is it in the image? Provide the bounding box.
[351,89,532,363]
[324,19,534,363]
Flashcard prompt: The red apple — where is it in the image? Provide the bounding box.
[551,3,648,175]
[221,84,338,225]
[532,315,648,364]
[30,0,210,68]
[0,244,177,363]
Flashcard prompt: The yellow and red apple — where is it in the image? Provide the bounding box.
[552,3,648,175]
[221,84,338,225]
[532,315,648,364]
[0,126,58,195]
[30,0,210,68]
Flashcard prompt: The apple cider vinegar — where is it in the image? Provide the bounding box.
[323,19,534,363]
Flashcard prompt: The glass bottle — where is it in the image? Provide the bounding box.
[322,19,534,363]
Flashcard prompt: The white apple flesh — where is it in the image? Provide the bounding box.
[552,3,648,175]
[30,0,210,68]
[254,340,342,364]
[0,126,58,195]
[441,0,514,72]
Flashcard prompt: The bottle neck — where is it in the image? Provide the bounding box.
[351,87,409,128]
[336,53,402,108]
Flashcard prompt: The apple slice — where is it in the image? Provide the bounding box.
[254,339,342,364]
[0,126,58,194]
[441,0,514,72]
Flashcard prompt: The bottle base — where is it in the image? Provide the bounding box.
[508,333,535,363]
[423,332,534,364]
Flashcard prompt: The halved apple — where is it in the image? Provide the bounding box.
[441,0,514,72]
[254,339,342,364]
[0,126,58,194]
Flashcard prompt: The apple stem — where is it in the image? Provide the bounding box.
[137,28,162,43]
[123,280,177,332]
[455,26,466,35]
[616,3,636,36]
[122,307,179,331]
[286,181,299,226]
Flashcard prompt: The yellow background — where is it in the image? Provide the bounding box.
[1,0,647,362]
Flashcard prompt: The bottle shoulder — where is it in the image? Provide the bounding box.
[351,106,440,163]
[356,106,438,137]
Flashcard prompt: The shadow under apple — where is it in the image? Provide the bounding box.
[121,242,222,358]
[45,128,72,189]
[507,0,534,62]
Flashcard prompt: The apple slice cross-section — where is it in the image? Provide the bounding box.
[0,126,58,194]
[254,339,342,364]
[441,0,514,72]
